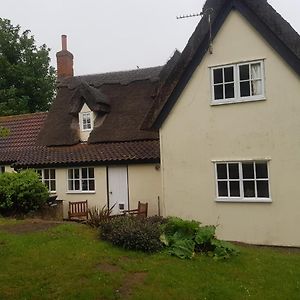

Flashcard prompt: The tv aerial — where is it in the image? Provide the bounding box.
[176,8,214,54]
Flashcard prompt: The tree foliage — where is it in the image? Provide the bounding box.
[0,18,56,116]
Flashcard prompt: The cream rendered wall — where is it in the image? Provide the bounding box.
[53,164,161,218]
[55,166,107,218]
[160,11,300,246]
[128,164,161,216]
[4,166,15,173]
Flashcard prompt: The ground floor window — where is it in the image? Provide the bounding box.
[0,166,5,173]
[36,169,56,192]
[215,161,270,202]
[67,167,95,192]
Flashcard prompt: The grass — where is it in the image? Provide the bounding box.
[0,219,300,300]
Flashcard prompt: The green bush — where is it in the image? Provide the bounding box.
[0,170,49,215]
[99,216,164,253]
[161,217,239,260]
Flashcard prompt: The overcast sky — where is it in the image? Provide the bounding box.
[1,0,300,75]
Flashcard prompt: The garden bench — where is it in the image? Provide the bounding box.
[68,200,88,220]
[123,201,148,218]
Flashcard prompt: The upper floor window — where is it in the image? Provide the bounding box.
[215,161,270,202]
[67,167,95,192]
[80,112,93,131]
[211,60,265,104]
[37,169,56,192]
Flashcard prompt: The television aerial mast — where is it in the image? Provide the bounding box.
[176,8,214,54]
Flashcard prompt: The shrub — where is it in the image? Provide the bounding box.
[99,216,164,253]
[160,217,239,260]
[0,169,49,215]
[87,205,114,228]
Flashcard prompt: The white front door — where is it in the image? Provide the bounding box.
[107,166,129,215]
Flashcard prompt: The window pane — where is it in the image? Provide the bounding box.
[37,169,42,177]
[44,169,49,179]
[82,168,88,179]
[68,180,73,191]
[89,180,95,191]
[214,85,224,100]
[250,63,261,79]
[213,68,223,84]
[217,164,227,179]
[218,181,228,197]
[45,181,50,190]
[75,180,80,190]
[256,163,268,179]
[243,181,255,198]
[257,181,269,198]
[229,181,240,197]
[242,163,254,179]
[224,67,234,82]
[74,169,80,179]
[251,80,262,96]
[50,169,55,179]
[229,164,239,179]
[88,168,94,178]
[82,180,88,191]
[239,65,249,80]
[240,81,251,97]
[50,181,56,191]
[68,169,73,179]
[225,83,234,99]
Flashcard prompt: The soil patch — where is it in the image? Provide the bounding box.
[0,219,63,234]
[117,272,147,298]
[96,262,121,273]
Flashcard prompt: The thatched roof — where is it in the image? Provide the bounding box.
[143,0,300,130]
[37,66,163,146]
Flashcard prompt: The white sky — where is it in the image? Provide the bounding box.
[1,0,300,75]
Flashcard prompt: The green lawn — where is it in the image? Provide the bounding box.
[0,219,300,300]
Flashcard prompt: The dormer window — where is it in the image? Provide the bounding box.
[80,111,93,131]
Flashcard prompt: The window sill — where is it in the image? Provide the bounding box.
[66,191,96,194]
[216,198,272,203]
[210,97,266,106]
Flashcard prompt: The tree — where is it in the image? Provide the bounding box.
[0,18,56,116]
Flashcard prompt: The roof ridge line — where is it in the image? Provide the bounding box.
[0,111,48,120]
[74,65,163,78]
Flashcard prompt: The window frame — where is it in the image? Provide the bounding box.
[214,161,271,203]
[80,111,94,132]
[67,167,96,193]
[211,60,265,105]
[36,168,56,193]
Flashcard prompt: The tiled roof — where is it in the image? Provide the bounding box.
[9,140,160,168]
[0,112,47,150]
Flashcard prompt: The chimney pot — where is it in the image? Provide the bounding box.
[61,34,67,51]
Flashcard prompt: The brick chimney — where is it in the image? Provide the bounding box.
[56,35,74,78]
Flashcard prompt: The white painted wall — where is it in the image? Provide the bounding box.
[160,11,300,246]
